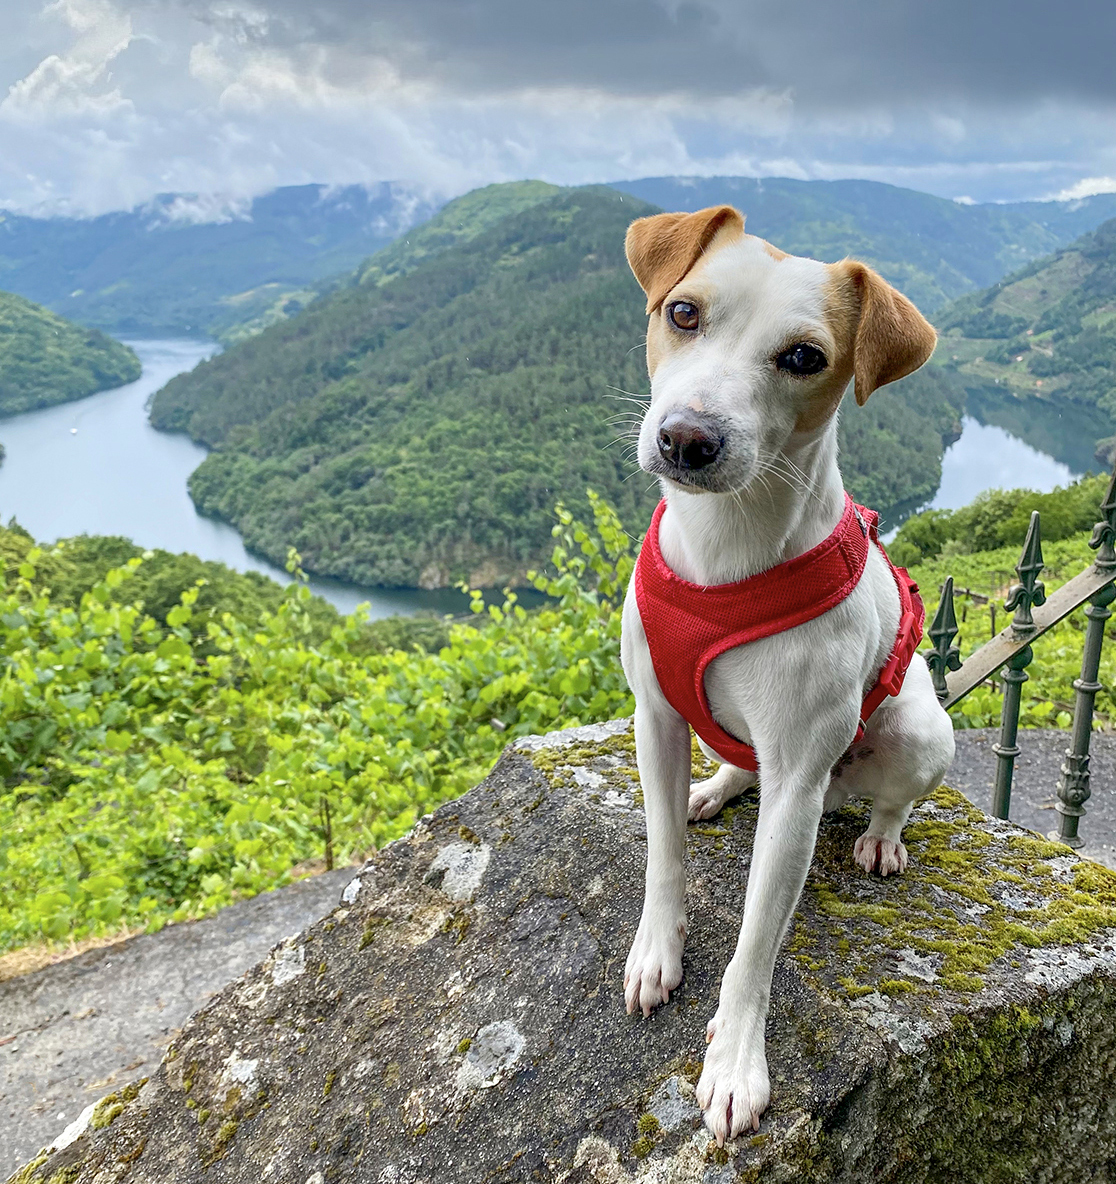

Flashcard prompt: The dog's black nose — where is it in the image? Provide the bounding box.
[657,410,724,471]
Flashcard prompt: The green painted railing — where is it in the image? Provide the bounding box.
[926,463,1116,849]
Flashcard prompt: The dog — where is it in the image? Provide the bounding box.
[618,205,955,1145]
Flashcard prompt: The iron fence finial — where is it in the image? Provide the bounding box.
[1089,461,1116,570]
[927,576,962,701]
[1005,510,1046,631]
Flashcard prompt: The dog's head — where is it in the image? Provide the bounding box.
[625,205,937,494]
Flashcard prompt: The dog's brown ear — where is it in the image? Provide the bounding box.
[838,261,937,405]
[626,206,744,314]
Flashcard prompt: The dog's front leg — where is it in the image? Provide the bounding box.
[624,699,691,1016]
[696,706,859,1144]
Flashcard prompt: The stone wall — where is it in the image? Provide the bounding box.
[12,719,1116,1183]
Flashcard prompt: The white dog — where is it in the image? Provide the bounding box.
[618,206,955,1145]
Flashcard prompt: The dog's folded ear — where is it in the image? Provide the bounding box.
[837,261,938,405]
[626,206,744,315]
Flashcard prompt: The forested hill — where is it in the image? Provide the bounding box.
[0,291,140,416]
[612,176,1116,313]
[933,215,1116,463]
[151,184,964,588]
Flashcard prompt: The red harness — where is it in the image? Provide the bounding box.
[633,494,924,772]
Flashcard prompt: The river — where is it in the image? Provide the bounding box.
[0,340,473,618]
[0,340,1093,614]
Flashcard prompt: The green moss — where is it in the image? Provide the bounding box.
[631,1135,655,1159]
[792,786,1116,997]
[456,1037,473,1054]
[636,1113,660,1135]
[323,1071,337,1098]
[89,1092,127,1130]
[8,1152,49,1184]
[46,1168,81,1184]
[197,1108,211,1125]
[879,979,918,995]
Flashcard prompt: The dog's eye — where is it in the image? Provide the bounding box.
[776,343,827,376]
[667,301,700,332]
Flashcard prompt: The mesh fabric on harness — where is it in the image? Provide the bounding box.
[632,494,925,772]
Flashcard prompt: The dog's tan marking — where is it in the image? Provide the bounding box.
[830,260,937,405]
[756,237,788,262]
[625,205,744,314]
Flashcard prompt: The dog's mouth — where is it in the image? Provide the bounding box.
[640,455,733,493]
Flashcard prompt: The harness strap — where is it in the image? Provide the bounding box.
[634,496,925,772]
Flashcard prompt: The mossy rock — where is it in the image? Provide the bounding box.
[14,719,1116,1182]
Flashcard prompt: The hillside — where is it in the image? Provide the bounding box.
[933,215,1116,466]
[612,176,1116,312]
[0,291,140,416]
[0,183,442,342]
[151,184,964,588]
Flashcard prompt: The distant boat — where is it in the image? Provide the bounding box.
[70,428,77,434]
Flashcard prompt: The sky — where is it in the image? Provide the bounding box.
[1,0,1115,217]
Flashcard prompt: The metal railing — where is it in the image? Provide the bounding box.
[925,463,1116,848]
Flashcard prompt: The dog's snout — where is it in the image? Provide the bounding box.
[657,410,724,471]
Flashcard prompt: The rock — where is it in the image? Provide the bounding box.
[14,718,1116,1183]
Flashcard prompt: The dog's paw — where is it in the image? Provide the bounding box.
[853,833,908,876]
[822,782,849,814]
[687,767,755,821]
[688,778,731,821]
[624,912,685,1017]
[696,1013,770,1145]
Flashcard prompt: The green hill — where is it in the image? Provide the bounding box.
[0,290,140,416]
[933,215,1116,466]
[150,183,964,588]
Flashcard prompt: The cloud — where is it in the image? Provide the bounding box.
[1051,175,1116,201]
[2,0,134,119]
[0,0,1114,215]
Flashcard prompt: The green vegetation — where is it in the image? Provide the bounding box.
[0,290,140,415]
[0,495,634,953]
[0,523,451,655]
[908,531,1106,730]
[934,216,1116,458]
[889,473,1108,565]
[151,185,965,587]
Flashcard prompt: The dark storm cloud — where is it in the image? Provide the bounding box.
[203,0,1116,106]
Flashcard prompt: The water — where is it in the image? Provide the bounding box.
[0,340,1094,604]
[928,416,1080,512]
[0,339,473,618]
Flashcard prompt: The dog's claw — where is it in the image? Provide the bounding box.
[853,833,909,876]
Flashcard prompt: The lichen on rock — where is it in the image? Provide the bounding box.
[12,718,1116,1183]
